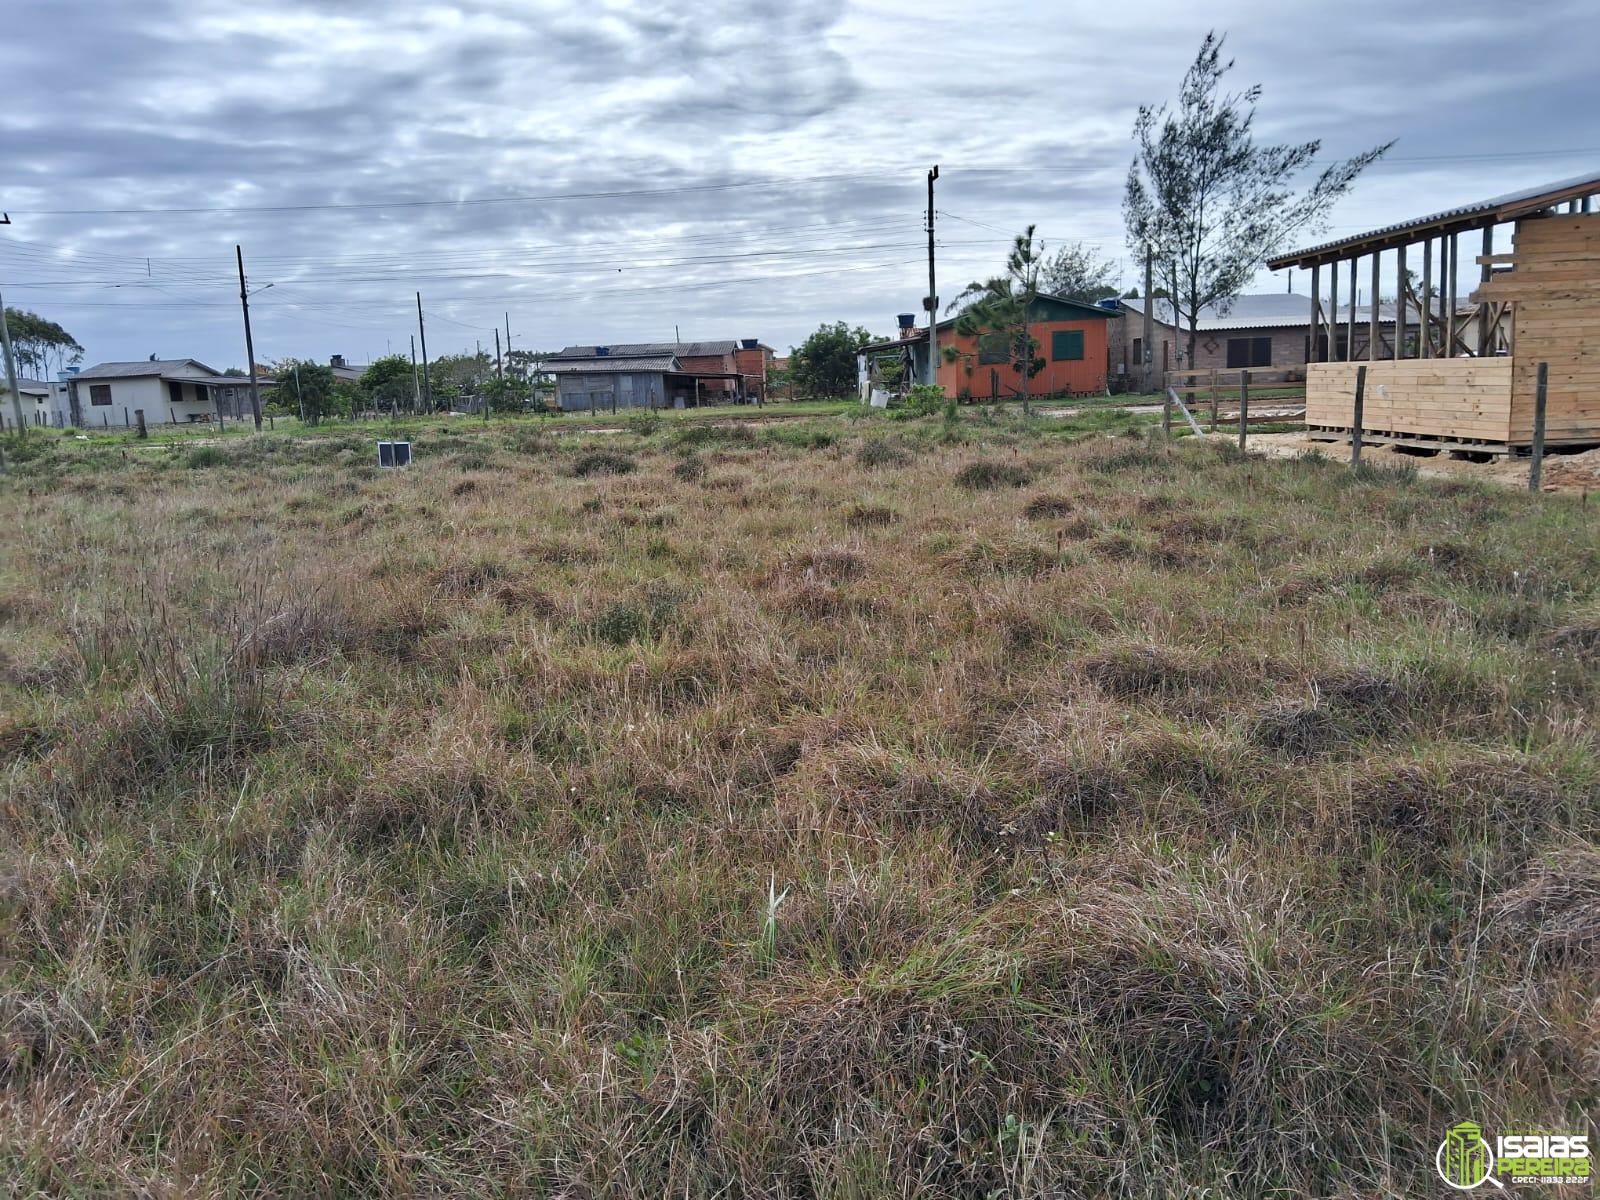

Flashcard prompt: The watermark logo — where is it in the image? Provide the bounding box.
[1435,1119,1591,1190]
[1437,1121,1501,1190]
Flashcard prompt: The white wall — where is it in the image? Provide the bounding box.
[77,376,166,427]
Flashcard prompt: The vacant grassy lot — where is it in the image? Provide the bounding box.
[1,416,1595,1196]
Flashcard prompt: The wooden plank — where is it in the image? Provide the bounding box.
[1347,257,1358,361]
[1421,237,1433,358]
[1395,243,1406,360]
[1371,250,1382,361]
[1324,256,1337,360]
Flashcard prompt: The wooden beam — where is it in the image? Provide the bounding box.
[1347,256,1357,361]
[1394,243,1406,359]
[1329,258,1340,363]
[1478,227,1494,356]
[1369,251,1381,362]
[1446,232,1458,357]
[1309,263,1322,362]
[1421,238,1433,358]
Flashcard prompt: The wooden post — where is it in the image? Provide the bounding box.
[1347,256,1358,360]
[1329,260,1340,362]
[135,409,147,439]
[1394,243,1407,359]
[1530,361,1548,492]
[1478,227,1494,356]
[1208,369,1219,431]
[1421,238,1433,358]
[1351,365,1367,467]
[1309,263,1322,362]
[1237,370,1249,451]
[1446,232,1459,356]
[1162,391,1172,438]
[1370,250,1381,361]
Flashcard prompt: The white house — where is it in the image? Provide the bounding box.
[68,359,240,427]
[3,377,73,430]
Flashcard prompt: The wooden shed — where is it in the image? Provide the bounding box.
[1266,172,1600,452]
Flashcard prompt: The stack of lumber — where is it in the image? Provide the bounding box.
[1476,213,1600,442]
[1305,360,1513,441]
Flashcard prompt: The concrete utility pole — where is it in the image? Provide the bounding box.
[926,165,940,388]
[416,293,432,411]
[236,246,264,430]
[410,335,420,412]
[0,287,24,433]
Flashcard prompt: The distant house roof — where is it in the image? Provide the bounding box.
[75,359,222,380]
[936,292,1119,332]
[551,341,739,361]
[1267,170,1600,269]
[546,355,681,374]
[1122,294,1314,330]
[11,378,53,397]
[1119,293,1431,330]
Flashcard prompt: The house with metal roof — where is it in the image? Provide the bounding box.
[1266,171,1600,451]
[546,338,770,409]
[68,359,240,427]
[2,377,73,430]
[1115,293,1433,384]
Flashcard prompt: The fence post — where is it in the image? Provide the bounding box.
[135,409,147,439]
[1162,391,1172,439]
[1208,370,1219,431]
[1237,371,1249,451]
[1529,361,1548,493]
[1351,365,1367,467]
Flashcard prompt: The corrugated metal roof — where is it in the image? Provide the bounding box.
[1122,293,1442,330]
[551,341,738,361]
[546,356,679,374]
[1267,170,1600,268]
[74,359,221,380]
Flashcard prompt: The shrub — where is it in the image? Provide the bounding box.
[571,450,637,477]
[856,439,913,468]
[672,455,707,482]
[185,446,229,469]
[954,460,1032,489]
[844,503,896,528]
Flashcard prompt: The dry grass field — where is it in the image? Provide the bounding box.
[1,414,1596,1197]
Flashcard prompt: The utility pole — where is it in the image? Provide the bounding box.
[1142,247,1155,393]
[0,287,24,435]
[236,246,264,430]
[416,293,432,412]
[410,335,420,412]
[494,328,503,382]
[925,165,940,389]
[293,362,305,423]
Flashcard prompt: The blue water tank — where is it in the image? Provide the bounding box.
[1097,298,1120,310]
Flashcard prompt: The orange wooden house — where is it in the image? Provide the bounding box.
[938,294,1118,400]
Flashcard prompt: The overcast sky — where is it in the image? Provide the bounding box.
[1,0,1593,372]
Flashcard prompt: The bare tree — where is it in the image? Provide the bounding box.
[1125,31,1392,371]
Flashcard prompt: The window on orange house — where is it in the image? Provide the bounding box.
[1051,330,1085,361]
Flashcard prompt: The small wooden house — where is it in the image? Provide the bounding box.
[1266,172,1600,451]
[938,294,1117,401]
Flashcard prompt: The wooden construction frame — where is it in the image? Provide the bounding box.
[1268,172,1600,450]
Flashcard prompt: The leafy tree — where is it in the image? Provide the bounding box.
[946,225,1047,414]
[790,322,876,398]
[428,352,493,409]
[1124,31,1392,370]
[273,359,339,424]
[1041,242,1120,304]
[360,355,415,412]
[3,307,84,378]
